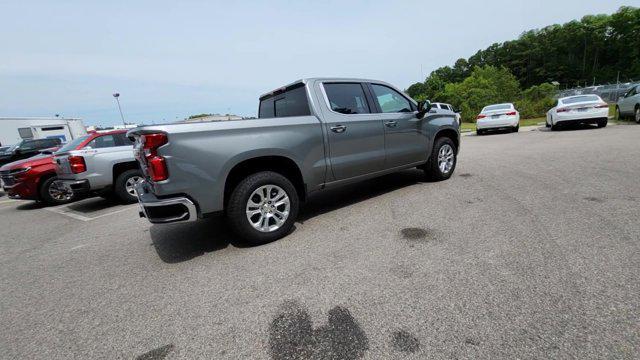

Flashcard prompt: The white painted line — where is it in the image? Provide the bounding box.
[0,199,20,205]
[44,204,137,222]
[70,244,87,250]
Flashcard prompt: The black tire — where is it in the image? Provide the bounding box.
[226,171,299,245]
[114,169,143,204]
[635,106,640,124]
[550,120,559,131]
[597,119,607,128]
[476,129,483,136]
[615,106,622,121]
[424,137,457,182]
[39,176,74,205]
[512,124,519,132]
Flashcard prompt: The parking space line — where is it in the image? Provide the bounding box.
[44,204,137,222]
[0,199,20,205]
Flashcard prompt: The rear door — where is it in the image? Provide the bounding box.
[320,82,385,180]
[368,83,426,168]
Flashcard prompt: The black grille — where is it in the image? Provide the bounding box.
[1,175,15,186]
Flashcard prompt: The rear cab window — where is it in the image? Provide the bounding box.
[259,83,311,118]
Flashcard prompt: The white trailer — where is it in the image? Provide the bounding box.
[0,117,87,147]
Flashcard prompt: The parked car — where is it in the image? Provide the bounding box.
[128,78,460,244]
[0,138,62,167]
[476,103,520,135]
[615,83,640,123]
[0,147,75,205]
[54,130,143,203]
[431,102,461,125]
[546,95,609,130]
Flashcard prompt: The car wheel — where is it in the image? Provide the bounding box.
[550,118,559,131]
[424,137,457,182]
[615,106,621,121]
[40,176,74,205]
[227,171,299,245]
[512,124,519,132]
[476,129,483,136]
[114,169,143,204]
[635,106,640,124]
[597,119,607,128]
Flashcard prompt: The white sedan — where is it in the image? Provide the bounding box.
[476,103,520,135]
[546,95,609,130]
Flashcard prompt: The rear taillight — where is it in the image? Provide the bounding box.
[505,111,517,116]
[595,103,609,108]
[141,133,168,182]
[477,114,487,119]
[557,108,570,113]
[68,156,86,174]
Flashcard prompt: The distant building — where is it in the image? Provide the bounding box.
[0,117,87,146]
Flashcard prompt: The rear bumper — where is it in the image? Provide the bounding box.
[476,116,519,130]
[60,179,91,195]
[135,182,198,224]
[555,117,607,125]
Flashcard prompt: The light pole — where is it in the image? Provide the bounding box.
[112,93,126,127]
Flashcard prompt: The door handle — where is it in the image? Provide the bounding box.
[330,125,347,133]
[385,120,398,128]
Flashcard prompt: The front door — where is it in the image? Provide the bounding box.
[368,83,427,168]
[320,82,385,181]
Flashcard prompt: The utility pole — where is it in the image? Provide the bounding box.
[112,93,126,126]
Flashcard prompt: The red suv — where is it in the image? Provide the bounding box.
[0,130,126,205]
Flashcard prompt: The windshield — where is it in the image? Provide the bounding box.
[56,135,90,153]
[482,104,512,112]
[561,95,600,104]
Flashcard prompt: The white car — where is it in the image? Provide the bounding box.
[431,102,461,125]
[476,103,520,135]
[546,95,609,130]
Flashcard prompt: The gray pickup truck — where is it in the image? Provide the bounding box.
[129,78,460,244]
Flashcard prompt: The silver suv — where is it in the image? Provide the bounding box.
[616,84,640,123]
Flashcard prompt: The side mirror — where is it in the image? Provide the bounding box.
[416,100,432,119]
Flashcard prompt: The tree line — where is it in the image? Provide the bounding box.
[407,6,639,122]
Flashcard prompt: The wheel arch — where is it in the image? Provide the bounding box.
[223,155,306,207]
[433,128,460,154]
[112,161,140,186]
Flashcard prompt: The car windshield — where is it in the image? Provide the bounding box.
[56,135,90,153]
[483,104,511,112]
[562,95,600,104]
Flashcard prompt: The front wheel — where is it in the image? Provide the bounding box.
[227,171,299,245]
[615,106,622,121]
[40,176,74,205]
[635,107,640,124]
[424,137,457,182]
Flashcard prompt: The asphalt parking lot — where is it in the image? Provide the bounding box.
[1,124,639,359]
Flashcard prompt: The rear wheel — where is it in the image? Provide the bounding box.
[597,119,607,128]
[635,107,640,124]
[550,118,559,131]
[40,176,74,205]
[424,137,457,182]
[227,171,299,245]
[476,129,483,136]
[615,106,622,121]
[512,124,519,132]
[114,169,143,204]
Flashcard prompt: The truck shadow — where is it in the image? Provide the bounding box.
[149,168,427,263]
[299,168,426,222]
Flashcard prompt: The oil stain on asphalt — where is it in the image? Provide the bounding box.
[584,196,605,203]
[135,344,174,360]
[391,330,420,353]
[269,301,369,360]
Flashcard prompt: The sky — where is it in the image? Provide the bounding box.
[1,0,637,126]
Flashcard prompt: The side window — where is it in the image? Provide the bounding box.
[626,87,637,98]
[259,84,310,118]
[323,83,371,114]
[370,84,412,113]
[85,135,116,149]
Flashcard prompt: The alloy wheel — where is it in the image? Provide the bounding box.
[245,185,290,232]
[125,176,144,197]
[48,180,73,201]
[438,144,455,174]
